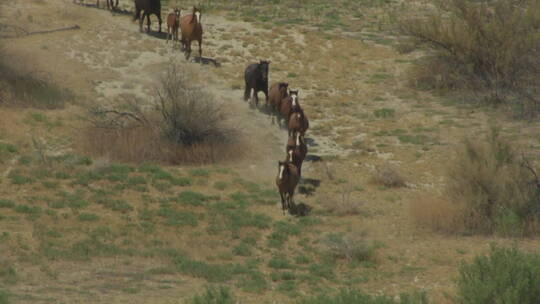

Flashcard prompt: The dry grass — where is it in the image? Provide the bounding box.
[372,164,405,188]
[409,195,469,234]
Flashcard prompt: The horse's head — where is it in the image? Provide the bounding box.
[174,8,181,17]
[193,6,201,24]
[259,60,270,82]
[278,161,287,180]
[289,90,299,108]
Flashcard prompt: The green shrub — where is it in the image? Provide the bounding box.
[400,0,540,117]
[0,200,15,208]
[188,286,235,304]
[296,289,427,304]
[0,289,9,304]
[78,213,100,222]
[457,245,540,304]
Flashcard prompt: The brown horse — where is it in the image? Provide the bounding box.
[276,152,300,214]
[286,133,308,176]
[180,6,203,60]
[134,0,162,33]
[268,82,288,123]
[166,8,181,46]
[288,107,309,137]
[278,90,300,127]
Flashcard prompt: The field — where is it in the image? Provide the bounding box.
[1,0,540,303]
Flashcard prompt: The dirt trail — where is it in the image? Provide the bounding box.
[1,1,314,186]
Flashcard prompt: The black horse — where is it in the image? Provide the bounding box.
[134,0,162,33]
[244,60,270,107]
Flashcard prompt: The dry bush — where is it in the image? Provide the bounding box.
[81,64,241,164]
[0,51,70,109]
[410,195,470,234]
[400,0,540,118]
[420,128,540,236]
[372,164,405,188]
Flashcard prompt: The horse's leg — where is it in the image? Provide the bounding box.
[146,13,151,32]
[244,84,251,102]
[254,89,259,107]
[185,40,191,60]
[197,37,202,60]
[138,11,144,32]
[157,14,162,33]
[279,191,286,215]
[114,0,118,9]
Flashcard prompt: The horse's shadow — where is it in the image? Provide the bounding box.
[146,31,167,40]
[298,178,321,196]
[109,8,132,16]
[190,56,221,67]
[288,202,312,217]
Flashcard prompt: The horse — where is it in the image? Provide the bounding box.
[180,6,203,60]
[268,82,288,123]
[134,0,162,33]
[244,60,270,107]
[288,107,309,137]
[166,8,181,46]
[278,89,300,126]
[276,151,300,214]
[286,133,308,176]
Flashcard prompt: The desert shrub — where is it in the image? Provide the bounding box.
[157,64,231,146]
[81,64,241,164]
[457,245,540,304]
[296,289,428,304]
[186,286,235,304]
[324,233,378,265]
[400,0,540,117]
[445,128,540,235]
[0,52,71,109]
[372,164,405,188]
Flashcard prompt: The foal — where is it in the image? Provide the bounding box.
[166,8,181,46]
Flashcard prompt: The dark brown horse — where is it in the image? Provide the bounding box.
[134,0,162,33]
[276,153,300,214]
[278,90,300,127]
[244,61,270,107]
[166,8,181,46]
[180,6,203,60]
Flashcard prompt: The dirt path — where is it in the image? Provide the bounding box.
[1,0,318,187]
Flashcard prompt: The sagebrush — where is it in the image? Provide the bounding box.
[457,245,540,304]
[400,0,540,117]
[444,128,540,235]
